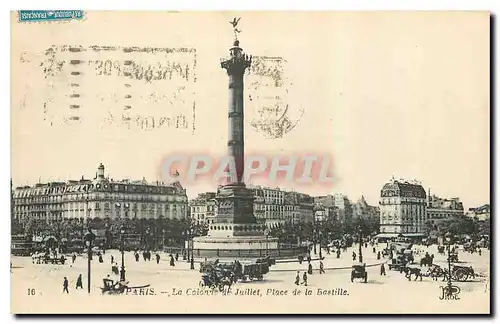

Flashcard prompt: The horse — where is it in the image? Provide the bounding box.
[428,264,445,281]
[420,254,434,267]
[403,266,423,281]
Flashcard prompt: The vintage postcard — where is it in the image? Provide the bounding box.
[10,11,490,314]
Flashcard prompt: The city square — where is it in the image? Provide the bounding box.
[11,241,490,314]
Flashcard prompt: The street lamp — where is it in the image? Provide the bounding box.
[264,227,270,257]
[358,226,363,263]
[445,231,453,296]
[318,227,323,260]
[120,226,126,282]
[83,228,96,294]
[189,226,195,270]
[182,231,187,261]
[313,226,317,255]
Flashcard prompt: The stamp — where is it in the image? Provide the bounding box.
[18,10,85,23]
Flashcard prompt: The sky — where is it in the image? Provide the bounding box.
[11,11,490,210]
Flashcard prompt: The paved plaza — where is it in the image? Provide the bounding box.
[11,244,490,314]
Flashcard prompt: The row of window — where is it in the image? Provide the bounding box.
[209,225,265,231]
[14,194,187,204]
[14,203,186,211]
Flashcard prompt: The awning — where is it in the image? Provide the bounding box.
[374,233,402,239]
[402,233,426,238]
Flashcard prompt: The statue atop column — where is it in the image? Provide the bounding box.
[229,17,242,41]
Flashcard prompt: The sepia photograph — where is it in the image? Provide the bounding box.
[9,10,491,315]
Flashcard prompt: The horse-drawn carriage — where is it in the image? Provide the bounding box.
[199,257,274,289]
[32,253,67,265]
[351,263,368,283]
[199,263,235,291]
[426,264,475,282]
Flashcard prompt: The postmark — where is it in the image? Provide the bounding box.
[246,56,304,139]
[18,45,197,133]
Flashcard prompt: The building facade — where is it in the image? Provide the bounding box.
[466,204,490,221]
[426,189,464,224]
[313,204,339,223]
[12,164,189,224]
[314,193,353,225]
[187,186,314,228]
[352,195,380,221]
[379,178,427,234]
[189,192,217,225]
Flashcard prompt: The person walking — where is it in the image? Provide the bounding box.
[308,262,313,275]
[294,271,300,285]
[75,274,83,289]
[170,255,175,267]
[302,272,308,286]
[352,252,357,261]
[156,253,160,264]
[319,261,325,274]
[71,253,76,264]
[63,277,69,294]
[377,251,381,260]
[111,255,114,264]
[175,252,179,261]
[380,264,386,276]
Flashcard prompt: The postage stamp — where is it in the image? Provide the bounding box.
[10,11,490,315]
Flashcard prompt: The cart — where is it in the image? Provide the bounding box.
[351,263,368,283]
[450,265,475,282]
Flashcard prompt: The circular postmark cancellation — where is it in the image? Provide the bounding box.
[246,56,304,139]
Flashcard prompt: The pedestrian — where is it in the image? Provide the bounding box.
[377,251,381,260]
[380,264,386,276]
[302,272,308,286]
[307,254,311,263]
[170,255,175,267]
[71,253,76,264]
[308,262,313,275]
[372,247,376,253]
[336,249,341,259]
[111,255,114,264]
[134,252,139,262]
[98,254,103,263]
[326,247,331,255]
[156,253,160,264]
[352,252,356,261]
[478,248,482,256]
[319,261,325,274]
[76,274,83,289]
[175,252,179,261]
[63,277,69,294]
[294,271,300,285]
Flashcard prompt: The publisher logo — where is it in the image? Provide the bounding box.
[439,285,461,300]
